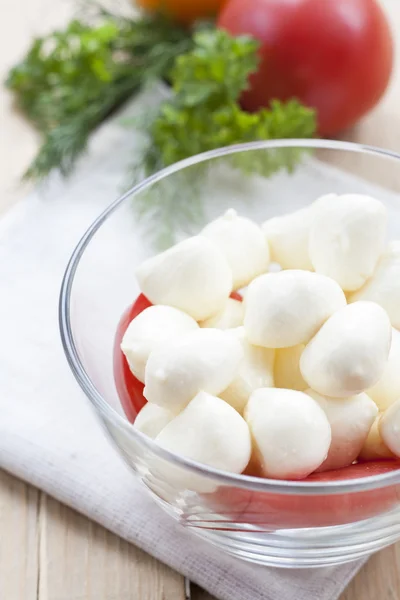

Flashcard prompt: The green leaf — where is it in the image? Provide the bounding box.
[130,28,317,245]
[171,29,259,107]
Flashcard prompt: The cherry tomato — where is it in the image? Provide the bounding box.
[218,0,393,135]
[136,0,227,25]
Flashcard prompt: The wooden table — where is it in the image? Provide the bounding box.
[1,1,400,598]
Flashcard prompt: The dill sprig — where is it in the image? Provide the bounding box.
[6,13,194,179]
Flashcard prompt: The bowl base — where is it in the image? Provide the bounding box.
[187,508,400,568]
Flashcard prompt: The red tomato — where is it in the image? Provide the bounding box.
[230,291,243,302]
[206,460,400,529]
[218,0,393,135]
[113,294,151,422]
[114,294,400,527]
[113,292,244,421]
[307,461,400,482]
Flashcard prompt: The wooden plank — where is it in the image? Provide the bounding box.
[341,545,400,600]
[37,495,186,600]
[0,470,39,600]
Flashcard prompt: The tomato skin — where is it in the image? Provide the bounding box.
[218,0,393,135]
[136,0,226,25]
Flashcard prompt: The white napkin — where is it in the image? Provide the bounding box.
[3,94,400,599]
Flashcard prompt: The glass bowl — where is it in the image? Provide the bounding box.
[60,139,400,568]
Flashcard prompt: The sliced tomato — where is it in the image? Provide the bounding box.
[230,291,243,301]
[114,294,400,527]
[206,460,400,529]
[307,461,400,482]
[114,292,244,421]
[113,294,151,422]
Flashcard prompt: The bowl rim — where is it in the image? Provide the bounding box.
[59,137,400,496]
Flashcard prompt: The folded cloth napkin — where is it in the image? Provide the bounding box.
[3,95,400,599]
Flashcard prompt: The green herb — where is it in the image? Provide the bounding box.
[6,13,194,179]
[7,16,316,246]
[131,29,316,244]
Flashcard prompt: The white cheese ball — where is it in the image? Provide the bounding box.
[133,403,176,439]
[144,328,243,410]
[121,305,199,382]
[307,389,378,472]
[262,195,336,271]
[201,209,270,289]
[135,236,232,321]
[380,399,400,458]
[200,298,244,330]
[368,328,400,411]
[262,206,314,270]
[244,388,331,480]
[359,416,394,461]
[274,345,307,391]
[300,302,392,398]
[219,327,275,414]
[244,270,346,348]
[309,194,387,292]
[156,391,252,476]
[349,242,400,329]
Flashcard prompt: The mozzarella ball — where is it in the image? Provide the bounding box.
[349,242,400,329]
[244,388,331,480]
[261,195,336,271]
[380,399,400,458]
[133,403,176,439]
[156,391,252,476]
[144,328,243,410]
[262,206,314,270]
[307,390,378,472]
[368,328,400,411]
[219,327,275,414]
[200,298,244,330]
[244,270,346,348]
[359,416,394,461]
[274,345,307,391]
[135,236,232,321]
[309,194,387,292]
[300,302,392,398]
[121,305,199,382]
[201,209,269,289]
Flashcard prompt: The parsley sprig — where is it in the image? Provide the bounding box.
[130,30,316,244]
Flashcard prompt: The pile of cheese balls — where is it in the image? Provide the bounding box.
[121,193,400,481]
